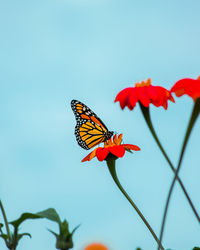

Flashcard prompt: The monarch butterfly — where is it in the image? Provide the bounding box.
[71,100,114,150]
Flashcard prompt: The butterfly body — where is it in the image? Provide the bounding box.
[71,100,114,150]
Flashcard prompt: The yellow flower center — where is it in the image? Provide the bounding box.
[135,78,151,87]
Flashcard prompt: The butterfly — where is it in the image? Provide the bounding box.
[71,100,114,150]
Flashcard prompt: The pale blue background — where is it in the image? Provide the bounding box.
[1,0,200,249]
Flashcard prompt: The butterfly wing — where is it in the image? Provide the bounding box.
[71,100,112,150]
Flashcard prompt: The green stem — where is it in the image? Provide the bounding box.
[139,103,200,224]
[0,200,11,241]
[158,98,200,250]
[106,157,164,250]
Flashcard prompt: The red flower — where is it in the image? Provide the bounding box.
[115,78,175,110]
[82,134,140,162]
[84,243,108,250]
[170,76,200,101]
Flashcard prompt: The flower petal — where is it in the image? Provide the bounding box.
[113,133,123,145]
[84,243,108,250]
[96,148,109,161]
[137,86,151,107]
[109,145,125,158]
[113,134,118,142]
[171,78,200,101]
[123,144,141,151]
[115,87,137,110]
[148,86,172,110]
[128,88,138,110]
[82,135,140,163]
[81,149,98,162]
[115,79,174,110]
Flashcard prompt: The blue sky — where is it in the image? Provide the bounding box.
[1,0,200,249]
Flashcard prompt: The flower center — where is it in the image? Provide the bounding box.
[104,139,115,147]
[135,78,151,88]
[104,134,123,147]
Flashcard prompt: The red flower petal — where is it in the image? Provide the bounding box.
[149,86,171,110]
[81,134,141,163]
[81,149,98,162]
[115,88,137,110]
[81,153,92,162]
[128,88,138,110]
[109,145,125,158]
[96,148,109,161]
[171,78,200,101]
[115,80,174,110]
[147,85,157,101]
[123,144,141,151]
[137,86,151,107]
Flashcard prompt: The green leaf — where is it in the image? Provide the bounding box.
[17,232,32,241]
[10,208,61,230]
[4,208,64,250]
[71,224,80,235]
[36,208,61,224]
[0,234,8,241]
[48,219,80,250]
[48,228,58,237]
[193,247,200,250]
[10,213,42,229]
[60,220,70,235]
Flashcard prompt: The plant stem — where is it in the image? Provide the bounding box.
[0,200,11,241]
[106,157,164,250]
[139,103,200,224]
[158,98,200,250]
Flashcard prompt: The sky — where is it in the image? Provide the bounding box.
[1,0,200,249]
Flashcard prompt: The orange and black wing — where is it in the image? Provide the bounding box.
[71,100,113,150]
